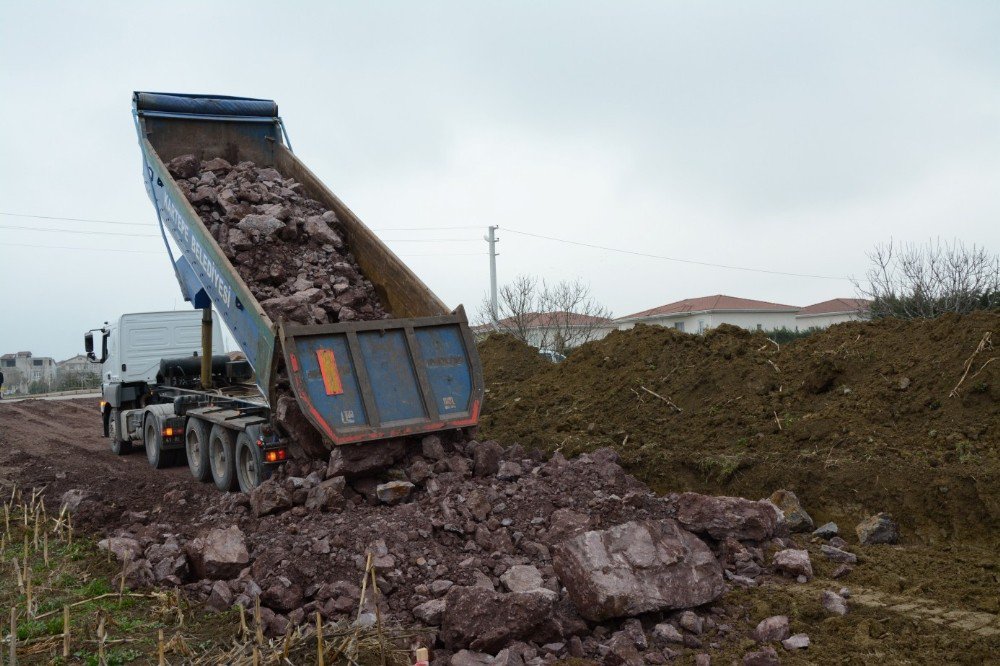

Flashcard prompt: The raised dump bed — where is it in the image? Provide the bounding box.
[132,91,483,450]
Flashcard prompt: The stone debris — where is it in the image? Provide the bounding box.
[753,615,790,643]
[856,512,900,545]
[768,490,814,533]
[772,548,813,580]
[82,439,865,661]
[167,155,390,328]
[782,633,809,650]
[812,521,838,539]
[821,544,858,564]
[743,646,780,666]
[671,493,778,541]
[822,590,849,616]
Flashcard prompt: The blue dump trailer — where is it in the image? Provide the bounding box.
[87,92,484,493]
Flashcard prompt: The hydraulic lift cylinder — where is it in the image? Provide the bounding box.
[201,307,213,389]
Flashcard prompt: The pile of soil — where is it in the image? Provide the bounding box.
[479,313,1000,543]
[479,333,549,386]
[167,154,389,325]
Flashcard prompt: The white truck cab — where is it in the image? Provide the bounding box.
[92,311,223,384]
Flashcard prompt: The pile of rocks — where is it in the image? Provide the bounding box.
[166,154,390,325]
[83,437,862,664]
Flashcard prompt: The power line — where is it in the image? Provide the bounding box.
[381,238,480,243]
[0,241,160,254]
[503,228,849,281]
[0,212,154,227]
[0,224,160,238]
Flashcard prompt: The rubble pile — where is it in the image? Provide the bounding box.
[166,154,390,325]
[75,437,867,664]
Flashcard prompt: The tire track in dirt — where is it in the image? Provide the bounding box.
[0,398,216,534]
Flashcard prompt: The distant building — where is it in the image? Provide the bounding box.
[475,311,614,351]
[616,295,800,334]
[796,298,870,329]
[0,351,57,393]
[56,354,101,381]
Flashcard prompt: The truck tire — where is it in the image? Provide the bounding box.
[109,409,133,455]
[185,418,212,482]
[208,425,238,492]
[144,415,170,469]
[235,432,271,493]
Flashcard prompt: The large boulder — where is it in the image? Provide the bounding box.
[327,440,406,478]
[186,526,250,580]
[440,586,555,653]
[552,519,724,622]
[672,493,778,541]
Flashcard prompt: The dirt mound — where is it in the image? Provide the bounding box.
[478,333,549,387]
[168,155,389,325]
[480,314,1000,543]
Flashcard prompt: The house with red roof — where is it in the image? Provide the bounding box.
[616,294,871,334]
[795,298,870,329]
[615,295,801,334]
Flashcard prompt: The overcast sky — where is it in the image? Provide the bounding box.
[1,1,998,359]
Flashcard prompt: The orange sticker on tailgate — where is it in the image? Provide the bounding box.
[315,349,344,396]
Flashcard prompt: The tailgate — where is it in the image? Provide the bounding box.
[279,312,484,445]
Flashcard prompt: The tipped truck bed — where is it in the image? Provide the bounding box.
[132,91,484,448]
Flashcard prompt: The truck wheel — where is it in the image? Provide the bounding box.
[208,425,238,492]
[235,432,271,493]
[109,409,133,455]
[144,415,169,469]
[185,418,212,482]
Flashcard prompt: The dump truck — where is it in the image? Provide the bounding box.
[87,91,484,493]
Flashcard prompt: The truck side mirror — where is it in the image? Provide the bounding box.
[84,333,95,361]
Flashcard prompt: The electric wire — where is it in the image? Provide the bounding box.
[502,228,849,281]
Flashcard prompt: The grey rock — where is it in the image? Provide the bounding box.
[782,633,810,650]
[742,646,779,666]
[772,548,813,580]
[186,526,249,580]
[651,623,683,644]
[450,650,493,666]
[679,611,703,635]
[856,512,899,545]
[768,489,814,533]
[553,519,724,622]
[376,480,415,504]
[822,590,848,616]
[812,522,839,539]
[753,615,790,643]
[820,544,857,564]
[413,598,448,626]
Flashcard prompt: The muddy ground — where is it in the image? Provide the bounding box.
[0,312,997,664]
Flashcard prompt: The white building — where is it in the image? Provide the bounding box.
[0,351,58,393]
[475,311,614,351]
[616,295,800,333]
[796,298,870,329]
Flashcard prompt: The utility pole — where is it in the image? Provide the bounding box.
[485,225,499,325]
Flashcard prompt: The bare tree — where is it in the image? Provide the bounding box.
[854,239,999,319]
[478,275,613,353]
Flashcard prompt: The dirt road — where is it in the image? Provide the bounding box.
[0,397,217,533]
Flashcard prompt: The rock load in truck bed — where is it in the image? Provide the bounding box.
[167,154,390,326]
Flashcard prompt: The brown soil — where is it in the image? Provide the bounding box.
[479,313,1000,545]
[479,333,550,386]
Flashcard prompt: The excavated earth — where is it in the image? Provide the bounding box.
[0,313,997,664]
